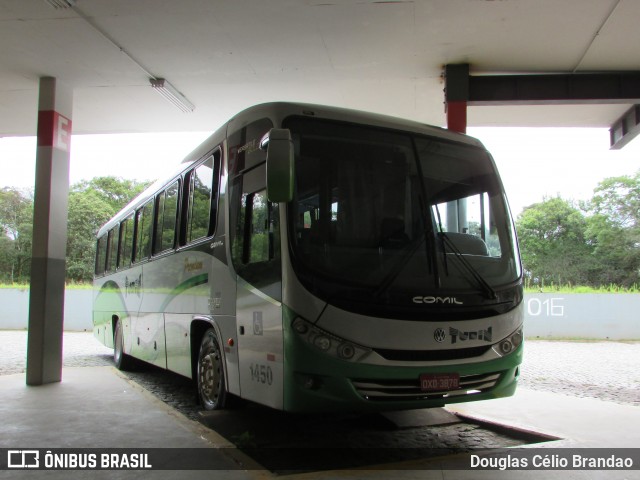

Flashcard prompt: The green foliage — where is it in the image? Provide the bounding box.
[524,282,639,294]
[517,197,596,287]
[0,177,150,284]
[70,177,149,213]
[66,177,150,282]
[517,170,640,289]
[584,171,640,288]
[0,187,33,283]
[66,189,116,282]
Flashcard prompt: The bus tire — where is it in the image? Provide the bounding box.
[113,319,134,371]
[197,328,227,410]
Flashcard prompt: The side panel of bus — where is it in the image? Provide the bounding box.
[93,221,142,354]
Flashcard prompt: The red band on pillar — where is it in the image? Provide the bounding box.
[37,110,72,152]
[446,101,467,134]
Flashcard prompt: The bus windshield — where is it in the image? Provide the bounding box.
[285,116,521,317]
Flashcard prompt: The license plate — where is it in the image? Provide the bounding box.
[420,373,460,392]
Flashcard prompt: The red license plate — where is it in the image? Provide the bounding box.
[420,373,460,392]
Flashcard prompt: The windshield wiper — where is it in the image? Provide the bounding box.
[373,143,441,299]
[439,232,497,300]
[372,233,427,298]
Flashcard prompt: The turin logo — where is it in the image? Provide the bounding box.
[449,326,492,344]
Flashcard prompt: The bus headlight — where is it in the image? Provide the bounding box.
[494,327,524,357]
[337,343,356,360]
[313,334,332,351]
[291,317,370,362]
[292,318,309,334]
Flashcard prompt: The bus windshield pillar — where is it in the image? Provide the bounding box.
[26,76,73,386]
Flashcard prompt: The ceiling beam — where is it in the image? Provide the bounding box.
[467,72,640,106]
[445,65,640,106]
[610,105,640,150]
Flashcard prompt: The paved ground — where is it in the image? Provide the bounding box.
[2,330,638,472]
[518,340,640,406]
[2,330,639,407]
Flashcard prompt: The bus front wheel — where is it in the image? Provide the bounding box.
[197,329,227,410]
[113,319,133,371]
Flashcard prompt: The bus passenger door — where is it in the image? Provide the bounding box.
[231,181,284,409]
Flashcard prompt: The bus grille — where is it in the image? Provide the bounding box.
[373,345,492,361]
[350,372,502,402]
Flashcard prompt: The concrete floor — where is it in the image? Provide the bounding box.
[0,366,638,479]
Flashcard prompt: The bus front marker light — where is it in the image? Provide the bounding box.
[338,343,355,359]
[511,330,523,348]
[313,335,331,351]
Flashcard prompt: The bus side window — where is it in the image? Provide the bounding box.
[135,200,153,262]
[95,234,107,276]
[118,215,134,269]
[154,181,179,254]
[106,226,119,273]
[185,152,221,244]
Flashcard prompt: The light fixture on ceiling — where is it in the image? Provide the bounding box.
[43,0,76,9]
[150,78,195,113]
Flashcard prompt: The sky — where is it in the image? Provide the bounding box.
[1,127,639,217]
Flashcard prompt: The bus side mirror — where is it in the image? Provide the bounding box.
[264,128,294,203]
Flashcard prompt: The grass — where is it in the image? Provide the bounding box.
[525,336,640,343]
[0,282,93,291]
[524,283,640,294]
[3,282,639,293]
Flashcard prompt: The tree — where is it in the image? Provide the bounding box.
[70,177,150,213]
[0,235,17,283]
[585,171,640,287]
[0,178,151,284]
[516,197,596,287]
[66,177,150,282]
[65,190,116,282]
[0,188,33,283]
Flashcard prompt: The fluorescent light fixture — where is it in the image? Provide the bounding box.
[43,0,76,8]
[150,78,195,113]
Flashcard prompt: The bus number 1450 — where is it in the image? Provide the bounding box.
[250,364,273,385]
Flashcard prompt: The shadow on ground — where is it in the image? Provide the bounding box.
[121,362,558,473]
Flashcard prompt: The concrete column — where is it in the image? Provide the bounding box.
[446,101,467,134]
[26,77,73,386]
[444,64,469,134]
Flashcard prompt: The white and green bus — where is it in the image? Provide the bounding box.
[93,102,523,412]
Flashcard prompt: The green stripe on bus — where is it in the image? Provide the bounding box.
[159,273,209,312]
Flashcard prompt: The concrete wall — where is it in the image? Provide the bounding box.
[1,289,93,332]
[1,289,639,339]
[523,293,640,340]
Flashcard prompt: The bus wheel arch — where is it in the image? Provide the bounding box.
[190,319,216,379]
[192,319,228,410]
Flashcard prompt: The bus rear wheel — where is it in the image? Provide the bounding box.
[113,319,133,371]
[197,329,227,410]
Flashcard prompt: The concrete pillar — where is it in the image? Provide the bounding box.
[444,64,469,134]
[26,77,73,386]
[446,101,467,134]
